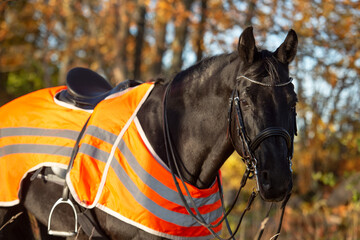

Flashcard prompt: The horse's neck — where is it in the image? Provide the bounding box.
[138,55,240,188]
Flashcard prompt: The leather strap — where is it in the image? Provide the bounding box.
[62,116,91,200]
[249,127,292,152]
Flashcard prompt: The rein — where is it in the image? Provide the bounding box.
[162,75,294,239]
[163,81,256,240]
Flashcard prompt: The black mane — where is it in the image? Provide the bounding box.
[162,52,238,84]
[156,50,284,86]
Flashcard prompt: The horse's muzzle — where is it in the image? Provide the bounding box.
[257,169,293,202]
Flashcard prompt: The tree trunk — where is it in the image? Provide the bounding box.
[148,0,170,78]
[195,0,207,62]
[113,0,130,84]
[133,2,146,80]
[0,72,12,106]
[245,0,256,26]
[58,0,75,85]
[169,0,194,74]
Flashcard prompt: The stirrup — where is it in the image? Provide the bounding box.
[48,197,78,237]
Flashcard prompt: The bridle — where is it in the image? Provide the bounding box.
[227,75,295,239]
[162,75,296,240]
[228,75,295,185]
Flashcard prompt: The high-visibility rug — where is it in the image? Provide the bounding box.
[0,82,222,239]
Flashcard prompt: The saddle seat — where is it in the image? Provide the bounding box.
[57,67,142,109]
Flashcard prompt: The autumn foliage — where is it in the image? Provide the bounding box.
[1,0,359,239]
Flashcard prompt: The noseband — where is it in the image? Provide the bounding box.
[228,76,294,178]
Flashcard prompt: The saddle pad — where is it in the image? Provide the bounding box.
[0,83,223,239]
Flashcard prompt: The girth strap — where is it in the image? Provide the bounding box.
[74,204,109,240]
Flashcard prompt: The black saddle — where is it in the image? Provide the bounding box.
[56,67,142,110]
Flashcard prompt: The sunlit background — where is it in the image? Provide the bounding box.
[1,0,359,239]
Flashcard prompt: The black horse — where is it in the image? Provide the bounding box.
[0,27,298,239]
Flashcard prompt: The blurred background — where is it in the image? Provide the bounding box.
[0,0,359,239]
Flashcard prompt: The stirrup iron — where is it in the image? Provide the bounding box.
[47,116,90,236]
[48,187,78,237]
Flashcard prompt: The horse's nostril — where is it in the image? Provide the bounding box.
[258,169,292,201]
[261,171,271,191]
[262,182,271,191]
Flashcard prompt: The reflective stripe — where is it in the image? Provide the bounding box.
[0,127,79,140]
[85,125,116,144]
[109,145,222,227]
[0,127,78,158]
[119,140,220,207]
[78,142,221,227]
[64,82,222,237]
[82,125,220,206]
[0,144,73,157]
[79,143,109,163]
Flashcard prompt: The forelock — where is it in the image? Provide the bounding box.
[244,50,282,84]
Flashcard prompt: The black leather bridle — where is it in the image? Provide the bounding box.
[226,75,296,239]
[162,75,296,240]
[228,76,295,183]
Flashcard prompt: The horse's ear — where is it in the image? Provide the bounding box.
[238,26,258,64]
[274,29,298,64]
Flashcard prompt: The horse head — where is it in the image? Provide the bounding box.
[230,27,298,202]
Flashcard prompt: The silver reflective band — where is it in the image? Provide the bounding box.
[0,127,79,140]
[0,127,79,158]
[0,144,73,158]
[81,125,221,206]
[77,125,222,227]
